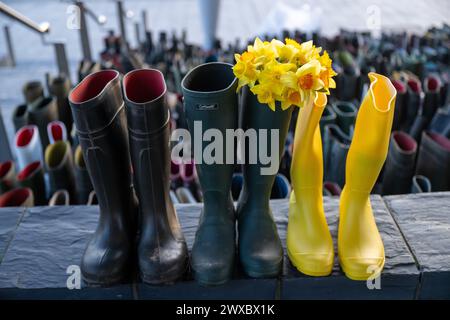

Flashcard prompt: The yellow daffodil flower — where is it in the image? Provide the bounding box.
[251,83,277,111]
[248,37,277,64]
[233,37,336,110]
[281,60,324,101]
[318,51,337,94]
[281,89,302,110]
[259,60,296,96]
[233,51,260,91]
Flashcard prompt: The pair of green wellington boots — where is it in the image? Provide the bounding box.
[182,62,292,285]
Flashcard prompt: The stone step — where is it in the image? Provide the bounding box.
[0,192,448,299]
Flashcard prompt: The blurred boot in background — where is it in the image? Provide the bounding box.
[323,181,342,196]
[47,120,67,145]
[411,175,432,193]
[45,141,76,202]
[16,161,46,205]
[49,75,73,136]
[29,97,58,148]
[331,101,357,136]
[48,189,70,206]
[415,131,450,191]
[74,145,93,205]
[323,124,351,187]
[0,188,33,207]
[0,161,15,194]
[381,131,417,195]
[14,125,43,170]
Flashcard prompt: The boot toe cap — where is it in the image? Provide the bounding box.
[191,240,235,286]
[339,257,385,281]
[239,217,283,278]
[139,241,189,284]
[81,245,131,285]
[287,251,334,277]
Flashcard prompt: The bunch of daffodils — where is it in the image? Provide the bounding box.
[233,37,337,111]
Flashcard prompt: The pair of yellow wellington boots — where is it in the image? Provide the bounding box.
[287,73,397,280]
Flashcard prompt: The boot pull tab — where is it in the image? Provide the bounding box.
[196,103,218,111]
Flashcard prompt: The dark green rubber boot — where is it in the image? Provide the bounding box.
[237,86,292,278]
[182,62,238,286]
[319,104,337,138]
[331,101,357,136]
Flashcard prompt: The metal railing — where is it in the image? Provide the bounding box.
[73,1,107,62]
[0,1,72,77]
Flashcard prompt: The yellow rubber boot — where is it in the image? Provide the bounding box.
[287,93,334,276]
[338,73,396,280]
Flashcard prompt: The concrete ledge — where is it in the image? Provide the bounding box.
[0,193,449,299]
[384,192,450,299]
[277,196,419,300]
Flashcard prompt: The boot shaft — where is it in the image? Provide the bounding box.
[69,70,135,229]
[123,68,178,236]
[181,62,238,194]
[291,93,327,189]
[345,72,396,192]
[239,87,293,198]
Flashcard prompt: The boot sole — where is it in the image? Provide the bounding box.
[82,274,127,287]
[287,248,333,277]
[141,273,183,285]
[242,259,283,278]
[192,270,232,287]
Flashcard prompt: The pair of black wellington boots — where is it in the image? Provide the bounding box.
[69,69,187,285]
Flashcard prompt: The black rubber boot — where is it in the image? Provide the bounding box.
[422,76,442,122]
[182,62,238,286]
[319,105,336,138]
[74,145,93,204]
[45,141,76,201]
[323,181,342,196]
[409,76,442,143]
[429,107,450,137]
[12,104,29,133]
[415,131,450,191]
[323,123,351,187]
[17,161,47,205]
[49,75,73,136]
[0,188,34,207]
[29,97,59,148]
[22,81,44,107]
[49,189,70,206]
[0,161,15,195]
[381,131,417,195]
[123,69,188,284]
[403,78,422,132]
[13,82,43,140]
[411,175,432,193]
[391,79,407,131]
[236,87,291,278]
[69,70,138,286]
[331,101,357,136]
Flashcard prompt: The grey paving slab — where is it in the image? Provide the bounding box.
[0,207,24,263]
[0,205,133,299]
[384,192,450,299]
[278,196,420,300]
